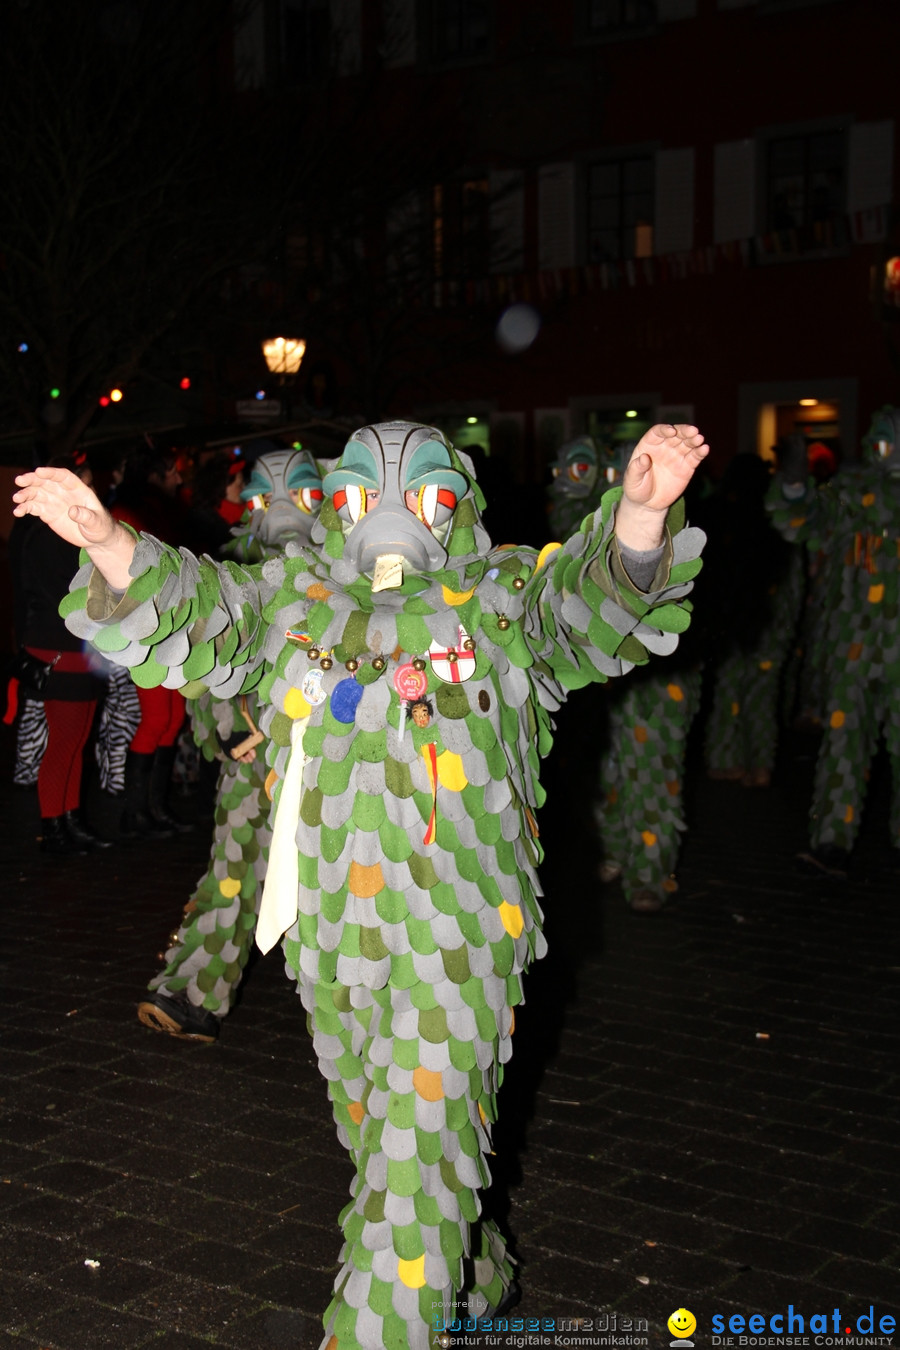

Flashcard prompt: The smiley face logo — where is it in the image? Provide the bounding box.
[668,1308,697,1341]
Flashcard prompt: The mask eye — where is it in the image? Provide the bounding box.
[605,466,619,484]
[297,487,324,515]
[333,485,368,524]
[248,493,268,512]
[877,439,893,458]
[568,460,591,482]
[409,484,457,529]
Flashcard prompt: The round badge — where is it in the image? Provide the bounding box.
[331,677,364,724]
[393,663,428,702]
[301,668,327,706]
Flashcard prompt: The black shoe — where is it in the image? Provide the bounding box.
[796,845,850,880]
[120,750,174,838]
[149,746,194,833]
[120,808,174,840]
[137,992,220,1042]
[39,816,89,857]
[64,810,114,850]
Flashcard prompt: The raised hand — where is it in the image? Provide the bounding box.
[13,466,136,588]
[616,423,709,551]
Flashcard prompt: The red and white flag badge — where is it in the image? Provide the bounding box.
[428,626,476,684]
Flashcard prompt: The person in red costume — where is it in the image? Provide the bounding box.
[10,453,111,855]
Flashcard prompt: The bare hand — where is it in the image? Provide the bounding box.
[13,466,136,588]
[616,423,709,550]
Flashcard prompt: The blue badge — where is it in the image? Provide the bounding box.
[331,677,364,724]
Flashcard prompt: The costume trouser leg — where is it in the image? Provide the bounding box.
[13,698,48,786]
[704,653,746,774]
[150,755,271,1015]
[739,660,781,773]
[809,664,880,853]
[604,672,700,900]
[95,663,140,794]
[295,972,515,1350]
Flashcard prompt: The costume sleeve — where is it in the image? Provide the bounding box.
[59,532,281,699]
[482,488,705,692]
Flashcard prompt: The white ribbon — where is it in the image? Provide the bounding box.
[255,716,310,954]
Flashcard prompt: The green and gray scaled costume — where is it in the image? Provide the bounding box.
[62,422,704,1350]
[599,663,703,905]
[572,442,703,909]
[767,406,900,854]
[703,548,804,779]
[149,448,325,1022]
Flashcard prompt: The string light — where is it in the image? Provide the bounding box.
[110,388,123,402]
[17,343,27,353]
[50,388,60,399]
[99,395,110,407]
[255,389,266,401]
[180,377,191,390]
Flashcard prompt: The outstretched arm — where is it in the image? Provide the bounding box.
[615,423,709,551]
[12,467,136,589]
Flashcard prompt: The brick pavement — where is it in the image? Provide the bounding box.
[1,710,900,1349]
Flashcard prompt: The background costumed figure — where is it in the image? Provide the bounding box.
[14,419,708,1350]
[591,442,704,912]
[767,407,900,878]
[546,435,603,538]
[138,447,325,1040]
[703,452,804,788]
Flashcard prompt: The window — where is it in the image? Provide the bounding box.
[577,0,655,39]
[432,178,490,281]
[765,129,846,239]
[587,0,654,29]
[587,156,654,262]
[283,0,330,82]
[430,0,489,62]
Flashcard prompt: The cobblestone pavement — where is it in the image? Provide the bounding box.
[2,709,900,1349]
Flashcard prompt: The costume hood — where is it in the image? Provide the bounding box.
[315,421,491,590]
[239,448,324,549]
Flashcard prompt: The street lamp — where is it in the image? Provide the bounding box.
[261,338,306,422]
[262,337,306,377]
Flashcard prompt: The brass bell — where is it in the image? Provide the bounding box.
[413,657,427,671]
[513,576,526,590]
[308,647,320,660]
[497,617,511,630]
[320,656,333,670]
[462,638,475,651]
[446,651,458,664]
[345,659,359,673]
[372,656,386,671]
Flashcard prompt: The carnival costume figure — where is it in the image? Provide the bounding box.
[138,447,325,1040]
[704,452,804,789]
[14,419,708,1350]
[590,443,704,912]
[546,435,603,539]
[767,407,900,878]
